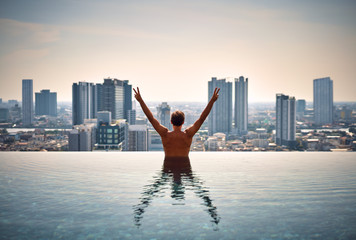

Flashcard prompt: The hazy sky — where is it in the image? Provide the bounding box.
[0,0,355,102]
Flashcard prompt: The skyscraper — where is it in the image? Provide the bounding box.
[296,99,306,120]
[102,78,130,120]
[127,109,136,125]
[276,94,296,148]
[208,77,232,135]
[0,108,10,122]
[234,76,248,135]
[72,82,96,125]
[296,99,306,114]
[93,83,102,117]
[313,77,333,125]
[35,90,57,116]
[123,80,132,120]
[157,102,171,130]
[22,79,33,126]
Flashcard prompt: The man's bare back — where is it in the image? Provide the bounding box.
[133,87,220,157]
[161,128,193,157]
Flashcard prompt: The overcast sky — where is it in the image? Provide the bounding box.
[0,0,355,102]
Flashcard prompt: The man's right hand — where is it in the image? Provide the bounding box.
[133,87,143,102]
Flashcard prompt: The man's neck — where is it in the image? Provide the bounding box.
[172,125,182,132]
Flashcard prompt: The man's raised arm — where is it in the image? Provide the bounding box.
[186,88,220,137]
[133,87,168,136]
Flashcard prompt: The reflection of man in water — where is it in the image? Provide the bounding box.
[133,87,220,158]
[133,157,220,229]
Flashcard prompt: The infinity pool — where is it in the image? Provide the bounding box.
[0,152,355,239]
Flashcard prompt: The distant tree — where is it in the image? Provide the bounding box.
[349,127,356,134]
[276,146,283,151]
[296,139,306,151]
[0,128,8,135]
[266,125,274,134]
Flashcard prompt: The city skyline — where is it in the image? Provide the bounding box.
[0,0,355,102]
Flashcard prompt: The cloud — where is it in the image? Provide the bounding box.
[0,18,59,66]
[0,18,59,59]
[59,24,167,41]
[0,18,60,43]
[1,48,50,62]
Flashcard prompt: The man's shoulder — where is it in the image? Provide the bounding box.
[165,130,192,138]
[183,128,195,137]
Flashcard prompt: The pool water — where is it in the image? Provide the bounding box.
[0,152,355,239]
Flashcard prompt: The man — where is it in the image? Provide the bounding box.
[133,87,220,157]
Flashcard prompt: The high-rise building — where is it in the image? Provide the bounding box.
[149,132,163,151]
[127,125,148,151]
[123,80,132,120]
[157,102,171,130]
[276,94,296,148]
[100,78,132,121]
[296,99,306,120]
[97,111,112,126]
[127,109,136,125]
[234,76,248,135]
[0,108,10,122]
[313,77,333,125]
[68,123,96,151]
[208,77,232,135]
[72,82,96,125]
[35,90,57,116]
[22,79,33,126]
[296,99,306,114]
[93,83,102,116]
[102,78,125,120]
[10,104,21,122]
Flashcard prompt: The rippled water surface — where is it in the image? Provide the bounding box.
[0,152,356,239]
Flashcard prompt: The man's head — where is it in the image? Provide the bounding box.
[171,110,185,126]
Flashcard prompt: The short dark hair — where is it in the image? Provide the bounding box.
[171,111,185,126]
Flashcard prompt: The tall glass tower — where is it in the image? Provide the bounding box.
[72,82,96,125]
[208,77,232,135]
[234,76,248,135]
[22,79,33,126]
[102,78,125,120]
[157,102,171,130]
[123,80,132,120]
[276,94,296,148]
[313,77,333,125]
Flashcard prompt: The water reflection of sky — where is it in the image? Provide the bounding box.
[133,157,220,230]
